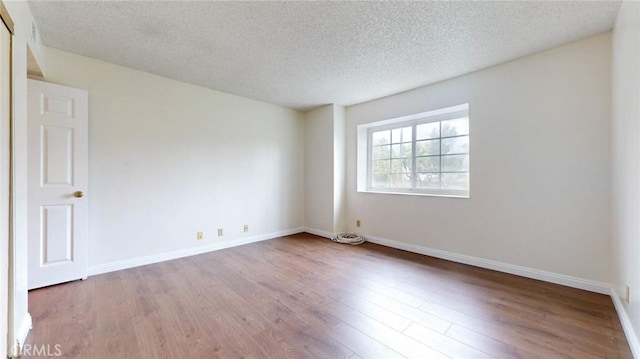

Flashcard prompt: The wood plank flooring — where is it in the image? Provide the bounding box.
[25,233,632,358]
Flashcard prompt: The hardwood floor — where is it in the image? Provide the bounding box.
[25,233,632,358]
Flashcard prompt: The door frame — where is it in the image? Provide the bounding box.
[0,2,13,357]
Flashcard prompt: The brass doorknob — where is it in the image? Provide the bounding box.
[73,191,84,198]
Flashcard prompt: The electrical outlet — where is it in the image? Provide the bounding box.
[218,228,223,237]
[626,285,631,303]
[356,219,361,228]
[243,224,249,232]
[197,231,204,240]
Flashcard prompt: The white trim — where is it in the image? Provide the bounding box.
[84,228,638,356]
[358,103,470,198]
[312,231,639,354]
[8,313,31,358]
[364,234,611,294]
[303,227,334,239]
[360,189,469,199]
[362,103,469,129]
[611,288,640,358]
[88,227,305,276]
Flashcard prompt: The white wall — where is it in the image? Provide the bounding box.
[346,33,612,283]
[611,0,640,353]
[304,105,334,233]
[39,47,305,268]
[304,104,348,235]
[333,105,346,232]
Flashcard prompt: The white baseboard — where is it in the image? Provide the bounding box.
[303,227,334,239]
[9,313,32,358]
[611,288,640,358]
[88,227,305,276]
[81,227,638,356]
[363,234,611,294]
[336,233,638,356]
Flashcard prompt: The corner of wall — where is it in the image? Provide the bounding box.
[611,287,640,358]
[303,104,349,235]
[333,105,347,232]
[611,0,640,353]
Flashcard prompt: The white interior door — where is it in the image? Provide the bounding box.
[27,79,88,290]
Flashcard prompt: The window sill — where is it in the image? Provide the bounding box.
[358,189,470,199]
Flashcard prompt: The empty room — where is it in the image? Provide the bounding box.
[0,0,639,358]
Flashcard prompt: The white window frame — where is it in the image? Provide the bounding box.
[357,104,469,198]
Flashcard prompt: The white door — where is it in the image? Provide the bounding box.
[27,79,88,290]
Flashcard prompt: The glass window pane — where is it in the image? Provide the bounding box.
[392,143,412,158]
[441,118,469,137]
[441,136,469,155]
[391,144,401,158]
[392,126,412,143]
[391,158,411,173]
[402,126,412,142]
[416,139,440,156]
[372,145,390,160]
[402,143,412,158]
[441,154,469,172]
[416,156,439,172]
[371,174,390,188]
[372,160,390,173]
[372,130,391,145]
[417,122,440,140]
[442,173,469,190]
[392,128,401,144]
[390,173,412,188]
[416,173,440,189]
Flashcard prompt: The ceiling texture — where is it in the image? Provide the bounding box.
[29,1,621,111]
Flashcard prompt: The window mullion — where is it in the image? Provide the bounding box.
[411,124,417,189]
[439,121,443,190]
[367,130,373,190]
[362,104,469,197]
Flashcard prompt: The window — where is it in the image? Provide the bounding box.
[357,104,469,197]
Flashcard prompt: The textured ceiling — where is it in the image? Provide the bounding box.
[29,1,620,110]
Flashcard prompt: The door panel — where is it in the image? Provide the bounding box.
[41,126,74,186]
[41,205,73,266]
[28,79,88,290]
[42,94,75,117]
